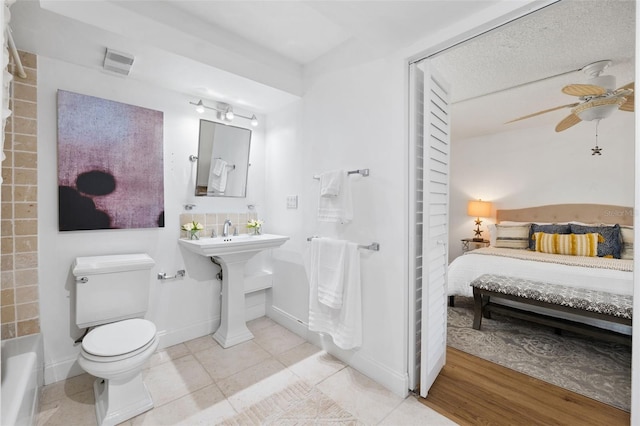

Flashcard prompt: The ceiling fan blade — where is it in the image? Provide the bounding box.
[555,113,581,132]
[616,82,634,92]
[505,103,580,124]
[619,94,634,112]
[561,84,607,97]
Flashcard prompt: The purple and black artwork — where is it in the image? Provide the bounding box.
[57,90,165,231]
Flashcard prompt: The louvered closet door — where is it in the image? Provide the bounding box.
[419,62,450,397]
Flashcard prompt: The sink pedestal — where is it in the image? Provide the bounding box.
[212,253,254,348]
[178,233,290,349]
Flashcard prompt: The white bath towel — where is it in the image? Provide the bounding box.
[208,159,228,193]
[320,170,342,197]
[308,238,362,350]
[316,238,347,309]
[317,170,353,224]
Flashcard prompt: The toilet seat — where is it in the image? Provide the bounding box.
[82,319,156,362]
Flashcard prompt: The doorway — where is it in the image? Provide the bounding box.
[408,0,636,412]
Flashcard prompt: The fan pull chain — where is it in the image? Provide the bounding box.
[591,120,602,155]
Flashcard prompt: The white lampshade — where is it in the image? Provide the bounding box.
[467,200,492,218]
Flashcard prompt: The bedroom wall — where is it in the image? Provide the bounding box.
[449,112,635,261]
[37,56,269,383]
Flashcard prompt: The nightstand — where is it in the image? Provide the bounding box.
[461,238,490,252]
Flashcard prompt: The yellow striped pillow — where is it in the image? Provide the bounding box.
[532,232,601,257]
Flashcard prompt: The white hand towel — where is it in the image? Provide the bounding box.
[320,170,342,197]
[317,170,353,224]
[316,238,347,309]
[308,239,362,350]
[208,160,228,193]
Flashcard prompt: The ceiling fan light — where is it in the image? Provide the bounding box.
[574,97,625,121]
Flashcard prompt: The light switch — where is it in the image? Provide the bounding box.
[286,195,298,209]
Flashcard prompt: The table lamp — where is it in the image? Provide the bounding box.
[467,200,492,242]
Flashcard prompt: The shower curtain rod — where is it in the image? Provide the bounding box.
[6,26,26,79]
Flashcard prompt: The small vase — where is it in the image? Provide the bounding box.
[255,227,261,235]
[189,231,200,240]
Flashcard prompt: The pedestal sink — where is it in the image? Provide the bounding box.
[179,233,289,348]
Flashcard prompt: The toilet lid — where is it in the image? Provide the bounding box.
[82,319,156,357]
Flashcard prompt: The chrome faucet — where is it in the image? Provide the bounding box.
[222,219,232,237]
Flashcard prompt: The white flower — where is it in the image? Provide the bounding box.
[181,221,203,232]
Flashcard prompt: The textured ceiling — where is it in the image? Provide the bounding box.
[430,0,635,139]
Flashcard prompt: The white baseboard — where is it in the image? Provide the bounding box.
[156,317,220,349]
[350,352,409,398]
[44,355,84,385]
[245,303,266,321]
[267,305,309,339]
[267,306,408,397]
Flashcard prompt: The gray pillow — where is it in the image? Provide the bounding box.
[570,223,622,259]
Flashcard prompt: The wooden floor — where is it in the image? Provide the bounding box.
[418,347,630,426]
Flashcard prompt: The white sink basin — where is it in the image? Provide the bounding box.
[178,233,289,258]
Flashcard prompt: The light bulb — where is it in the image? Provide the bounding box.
[251,115,258,127]
[195,100,205,114]
[225,108,234,120]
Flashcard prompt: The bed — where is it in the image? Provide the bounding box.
[448,203,634,334]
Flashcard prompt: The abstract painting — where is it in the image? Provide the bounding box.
[57,90,164,231]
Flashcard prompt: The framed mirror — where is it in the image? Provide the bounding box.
[195,119,252,197]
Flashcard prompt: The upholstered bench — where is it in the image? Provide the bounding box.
[470,274,632,345]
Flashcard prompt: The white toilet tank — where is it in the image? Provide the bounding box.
[73,254,155,328]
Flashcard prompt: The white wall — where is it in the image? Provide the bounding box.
[449,113,635,261]
[38,57,268,383]
[264,55,410,395]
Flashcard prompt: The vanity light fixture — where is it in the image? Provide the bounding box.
[189,99,258,126]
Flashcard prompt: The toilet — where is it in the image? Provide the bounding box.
[72,253,157,426]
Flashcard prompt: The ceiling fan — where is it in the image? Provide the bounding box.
[506,60,634,132]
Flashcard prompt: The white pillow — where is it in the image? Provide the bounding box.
[494,224,531,249]
[620,225,634,260]
[489,222,531,246]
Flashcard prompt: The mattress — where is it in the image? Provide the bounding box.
[448,247,633,299]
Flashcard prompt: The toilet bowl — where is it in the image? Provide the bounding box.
[77,318,158,426]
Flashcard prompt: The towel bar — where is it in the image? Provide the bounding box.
[313,168,369,179]
[189,155,236,170]
[157,270,186,280]
[306,236,380,251]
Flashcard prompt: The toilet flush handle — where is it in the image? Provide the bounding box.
[76,276,88,283]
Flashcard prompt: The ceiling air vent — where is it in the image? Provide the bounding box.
[103,48,135,76]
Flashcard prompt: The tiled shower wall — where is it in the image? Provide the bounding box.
[179,212,258,239]
[1,51,39,339]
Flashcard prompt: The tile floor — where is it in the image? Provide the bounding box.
[37,317,456,425]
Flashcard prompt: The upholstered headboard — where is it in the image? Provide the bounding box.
[496,204,634,226]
